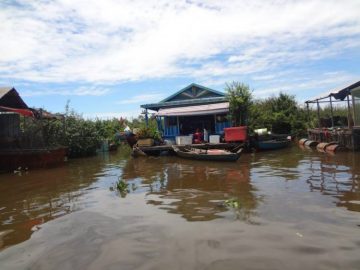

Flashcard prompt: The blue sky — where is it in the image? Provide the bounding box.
[1,0,359,118]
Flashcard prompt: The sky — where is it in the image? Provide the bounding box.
[1,0,360,119]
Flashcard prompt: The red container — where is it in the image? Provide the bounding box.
[224,126,247,142]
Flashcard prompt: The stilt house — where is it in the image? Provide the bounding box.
[141,83,231,139]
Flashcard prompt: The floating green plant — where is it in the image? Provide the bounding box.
[224,198,241,209]
[117,179,129,195]
[109,177,139,198]
[116,179,129,192]
[109,178,130,198]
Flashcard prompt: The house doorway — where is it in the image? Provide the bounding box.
[179,115,215,135]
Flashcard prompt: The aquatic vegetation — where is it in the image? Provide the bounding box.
[109,178,140,198]
[224,198,241,209]
[115,179,129,197]
[224,197,261,224]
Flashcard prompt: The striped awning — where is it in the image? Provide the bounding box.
[156,102,229,116]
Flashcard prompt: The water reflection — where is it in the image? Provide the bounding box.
[0,151,126,250]
[252,147,360,213]
[250,147,305,181]
[305,152,360,212]
[122,157,260,222]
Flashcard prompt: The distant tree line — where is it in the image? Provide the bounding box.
[225,81,350,137]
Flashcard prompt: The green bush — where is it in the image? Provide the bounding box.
[225,81,253,126]
[249,93,308,136]
[39,104,114,158]
[63,114,101,158]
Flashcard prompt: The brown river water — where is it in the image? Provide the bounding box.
[0,145,359,270]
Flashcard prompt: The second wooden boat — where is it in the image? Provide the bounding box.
[172,145,243,162]
[256,139,290,150]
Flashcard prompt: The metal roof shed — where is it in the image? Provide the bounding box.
[0,87,29,109]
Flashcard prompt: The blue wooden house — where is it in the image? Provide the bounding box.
[141,83,231,139]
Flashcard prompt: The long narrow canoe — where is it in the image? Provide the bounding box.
[172,145,243,162]
[257,139,290,150]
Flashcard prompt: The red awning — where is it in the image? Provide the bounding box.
[0,106,34,117]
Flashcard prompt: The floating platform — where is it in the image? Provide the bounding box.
[308,128,360,151]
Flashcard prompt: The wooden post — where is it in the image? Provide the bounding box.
[317,99,321,128]
[145,109,148,127]
[352,93,356,126]
[214,114,217,133]
[347,95,351,128]
[329,96,334,127]
[163,116,167,136]
[160,116,163,133]
[176,116,179,135]
[306,102,310,124]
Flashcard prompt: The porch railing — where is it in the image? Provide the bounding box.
[163,125,179,138]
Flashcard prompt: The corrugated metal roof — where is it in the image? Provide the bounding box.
[141,96,226,110]
[160,83,224,103]
[306,80,360,102]
[155,102,229,116]
[141,83,226,111]
[0,87,14,99]
[0,87,29,109]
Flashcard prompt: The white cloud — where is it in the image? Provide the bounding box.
[116,93,165,104]
[254,71,358,100]
[0,0,360,83]
[21,86,110,97]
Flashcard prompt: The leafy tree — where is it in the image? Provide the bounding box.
[225,82,253,126]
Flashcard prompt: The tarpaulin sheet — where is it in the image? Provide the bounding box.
[0,106,34,117]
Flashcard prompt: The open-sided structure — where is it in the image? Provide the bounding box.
[141,83,231,139]
[305,81,360,150]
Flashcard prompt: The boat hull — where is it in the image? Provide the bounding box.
[257,140,290,150]
[0,147,67,172]
[172,146,242,162]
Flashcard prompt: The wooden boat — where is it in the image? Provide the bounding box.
[172,145,243,162]
[0,147,67,172]
[256,139,290,150]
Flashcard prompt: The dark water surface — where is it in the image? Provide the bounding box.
[0,145,359,269]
